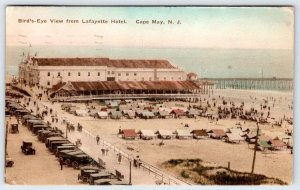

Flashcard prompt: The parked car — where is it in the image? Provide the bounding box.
[78,167,101,183]
[9,124,19,134]
[5,157,14,167]
[88,171,114,185]
[63,153,96,169]
[21,140,36,155]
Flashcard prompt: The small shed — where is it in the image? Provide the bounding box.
[75,109,88,117]
[171,109,186,118]
[140,111,155,119]
[175,129,192,139]
[155,130,175,139]
[269,138,287,150]
[187,109,199,118]
[120,129,137,140]
[110,111,123,119]
[157,110,170,119]
[97,111,108,119]
[191,129,209,139]
[258,140,272,151]
[208,129,226,139]
[139,130,156,140]
[224,133,244,143]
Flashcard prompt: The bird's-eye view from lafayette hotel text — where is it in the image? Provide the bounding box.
[5,6,294,185]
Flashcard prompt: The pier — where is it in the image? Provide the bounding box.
[199,78,293,91]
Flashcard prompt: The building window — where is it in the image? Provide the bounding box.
[112,71,115,74]
[108,71,110,75]
[164,77,166,80]
[78,72,80,76]
[134,73,137,76]
[68,72,71,76]
[142,77,144,81]
[88,72,90,76]
[47,81,50,86]
[48,72,50,76]
[98,72,100,76]
[126,73,129,76]
[118,73,121,76]
[58,72,60,77]
[149,77,152,81]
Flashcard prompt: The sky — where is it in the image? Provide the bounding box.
[6,6,294,49]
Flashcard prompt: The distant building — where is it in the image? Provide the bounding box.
[19,57,188,88]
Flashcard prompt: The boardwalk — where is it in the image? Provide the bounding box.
[23,96,191,185]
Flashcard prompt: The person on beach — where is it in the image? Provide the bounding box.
[101,147,105,156]
[117,153,122,164]
[96,135,100,145]
[105,147,109,155]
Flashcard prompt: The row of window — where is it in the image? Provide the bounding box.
[47,71,139,77]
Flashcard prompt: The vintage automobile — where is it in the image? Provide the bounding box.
[93,178,127,185]
[5,157,14,167]
[62,153,96,169]
[48,140,71,151]
[21,140,36,155]
[32,125,50,134]
[88,171,114,185]
[42,132,63,143]
[45,137,67,147]
[59,150,84,159]
[55,145,75,155]
[9,124,19,134]
[78,167,101,183]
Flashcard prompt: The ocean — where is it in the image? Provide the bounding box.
[6,46,293,79]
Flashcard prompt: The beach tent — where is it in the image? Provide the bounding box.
[75,109,88,117]
[191,129,209,139]
[258,140,272,151]
[89,109,99,117]
[175,129,192,139]
[155,130,175,139]
[125,110,136,119]
[139,130,156,140]
[120,129,137,140]
[226,128,243,135]
[110,111,123,119]
[158,110,170,119]
[140,111,155,119]
[97,111,108,119]
[224,133,244,143]
[171,109,186,118]
[187,109,199,118]
[207,129,226,139]
[269,138,287,150]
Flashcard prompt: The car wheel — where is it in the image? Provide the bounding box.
[65,159,71,166]
[72,161,79,169]
[82,177,88,183]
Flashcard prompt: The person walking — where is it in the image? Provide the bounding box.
[96,135,100,145]
[118,153,122,164]
[59,157,64,170]
[101,147,105,156]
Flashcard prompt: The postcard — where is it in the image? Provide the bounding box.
[5,6,294,185]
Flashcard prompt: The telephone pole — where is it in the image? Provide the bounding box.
[251,123,260,174]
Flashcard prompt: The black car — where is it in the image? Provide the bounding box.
[21,140,36,155]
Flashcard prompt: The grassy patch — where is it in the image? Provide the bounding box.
[163,159,287,185]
